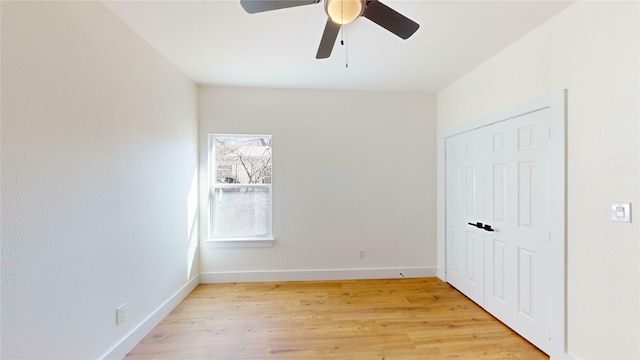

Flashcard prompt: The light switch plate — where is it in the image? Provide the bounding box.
[611,202,631,223]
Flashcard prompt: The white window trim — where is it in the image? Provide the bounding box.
[204,237,275,248]
[206,134,274,248]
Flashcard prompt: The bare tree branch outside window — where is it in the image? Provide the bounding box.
[215,137,272,185]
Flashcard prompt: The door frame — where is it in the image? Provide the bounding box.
[437,90,568,358]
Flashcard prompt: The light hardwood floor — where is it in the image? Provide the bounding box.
[126,278,548,359]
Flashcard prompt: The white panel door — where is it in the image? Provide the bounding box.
[482,110,551,352]
[445,129,488,306]
[445,108,552,354]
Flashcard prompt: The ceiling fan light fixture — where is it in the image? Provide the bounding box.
[325,0,364,25]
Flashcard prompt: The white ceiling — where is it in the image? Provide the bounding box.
[102,0,573,92]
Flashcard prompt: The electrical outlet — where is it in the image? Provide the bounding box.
[116,303,127,325]
[358,249,365,260]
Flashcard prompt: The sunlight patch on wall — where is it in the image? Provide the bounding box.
[187,168,199,279]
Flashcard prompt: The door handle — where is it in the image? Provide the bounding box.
[467,222,495,232]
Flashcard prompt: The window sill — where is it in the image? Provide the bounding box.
[204,238,275,248]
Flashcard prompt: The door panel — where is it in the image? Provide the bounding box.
[518,248,535,317]
[465,166,477,216]
[518,161,534,228]
[491,239,506,302]
[493,164,506,222]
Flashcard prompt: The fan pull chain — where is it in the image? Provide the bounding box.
[345,25,349,68]
[339,0,348,68]
[340,0,349,68]
[339,27,349,68]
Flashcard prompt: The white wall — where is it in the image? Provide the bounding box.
[199,86,437,281]
[1,2,199,359]
[437,1,639,359]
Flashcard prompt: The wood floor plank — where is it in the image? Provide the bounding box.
[126,278,548,359]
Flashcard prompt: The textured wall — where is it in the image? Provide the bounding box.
[198,86,437,280]
[437,1,639,358]
[1,2,198,358]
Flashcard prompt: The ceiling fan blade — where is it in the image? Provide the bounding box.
[363,0,419,39]
[316,18,341,59]
[240,0,320,14]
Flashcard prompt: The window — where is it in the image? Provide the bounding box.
[208,134,272,243]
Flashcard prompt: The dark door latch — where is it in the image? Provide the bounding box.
[467,222,495,232]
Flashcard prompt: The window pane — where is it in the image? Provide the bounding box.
[212,187,271,237]
[214,136,272,184]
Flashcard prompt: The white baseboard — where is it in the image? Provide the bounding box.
[101,275,200,360]
[551,352,576,360]
[437,266,446,282]
[200,267,437,283]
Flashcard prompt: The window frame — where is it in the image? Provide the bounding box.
[206,134,274,248]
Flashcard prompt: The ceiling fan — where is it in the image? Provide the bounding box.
[240,0,419,59]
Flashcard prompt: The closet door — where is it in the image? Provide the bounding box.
[483,110,551,352]
[445,108,552,354]
[445,128,489,306]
